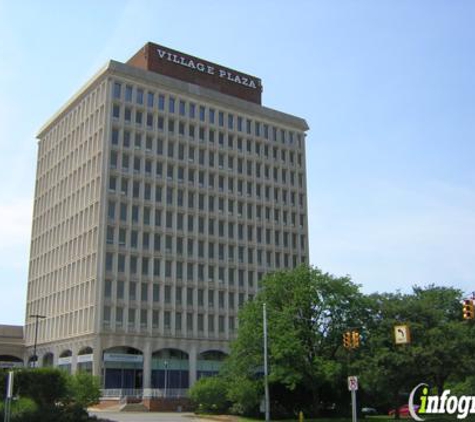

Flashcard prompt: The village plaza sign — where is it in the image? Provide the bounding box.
[156,48,259,90]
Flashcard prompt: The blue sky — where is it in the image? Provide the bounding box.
[1,0,474,325]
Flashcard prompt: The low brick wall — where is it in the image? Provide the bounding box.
[143,397,194,412]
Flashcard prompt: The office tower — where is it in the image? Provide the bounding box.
[25,42,309,395]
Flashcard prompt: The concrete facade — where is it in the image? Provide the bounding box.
[0,325,25,368]
[22,43,309,395]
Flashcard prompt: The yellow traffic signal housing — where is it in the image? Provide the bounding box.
[463,299,474,320]
[343,331,352,349]
[351,331,360,348]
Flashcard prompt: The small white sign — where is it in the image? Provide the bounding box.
[348,376,358,391]
[77,354,93,363]
[0,361,23,369]
[58,357,72,365]
[394,325,411,344]
[104,353,143,363]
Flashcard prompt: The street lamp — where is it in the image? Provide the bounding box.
[30,314,46,367]
[263,303,270,422]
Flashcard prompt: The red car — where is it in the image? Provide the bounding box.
[388,404,420,418]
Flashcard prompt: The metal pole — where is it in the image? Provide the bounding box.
[351,389,357,422]
[30,314,45,367]
[263,303,270,422]
[4,371,14,422]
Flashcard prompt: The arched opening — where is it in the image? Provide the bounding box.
[103,346,143,390]
[42,352,54,367]
[151,349,189,393]
[0,355,24,369]
[58,350,72,373]
[197,350,228,379]
[77,346,93,373]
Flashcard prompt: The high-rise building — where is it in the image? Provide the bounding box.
[25,42,309,396]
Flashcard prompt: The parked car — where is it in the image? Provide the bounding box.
[362,407,378,416]
[388,404,419,417]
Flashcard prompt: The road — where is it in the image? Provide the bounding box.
[89,411,205,422]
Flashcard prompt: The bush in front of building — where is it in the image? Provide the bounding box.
[0,397,37,422]
[67,371,101,408]
[188,376,231,413]
[0,368,101,422]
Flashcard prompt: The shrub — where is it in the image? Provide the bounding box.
[226,377,261,416]
[0,397,38,422]
[188,376,230,413]
[15,368,69,409]
[68,372,101,408]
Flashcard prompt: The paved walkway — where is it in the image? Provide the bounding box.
[89,411,217,422]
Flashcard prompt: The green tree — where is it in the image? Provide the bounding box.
[223,265,367,416]
[356,286,474,417]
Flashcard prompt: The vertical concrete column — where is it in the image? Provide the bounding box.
[143,341,152,395]
[188,344,198,387]
[71,344,78,374]
[92,338,102,379]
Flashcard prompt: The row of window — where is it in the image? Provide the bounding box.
[112,81,303,146]
[111,125,303,163]
[104,252,304,278]
[106,225,305,252]
[107,203,306,246]
[109,151,304,189]
[103,306,235,334]
[108,180,306,219]
[104,280,250,310]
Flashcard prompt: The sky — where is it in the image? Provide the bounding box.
[1,0,474,325]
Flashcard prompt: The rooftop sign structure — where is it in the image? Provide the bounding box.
[128,42,263,104]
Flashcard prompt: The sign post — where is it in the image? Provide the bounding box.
[4,370,14,422]
[348,376,358,422]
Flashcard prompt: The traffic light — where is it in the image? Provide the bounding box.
[351,331,360,348]
[343,331,352,349]
[463,299,474,320]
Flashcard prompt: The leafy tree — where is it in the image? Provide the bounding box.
[355,286,474,417]
[223,265,368,416]
[355,292,421,416]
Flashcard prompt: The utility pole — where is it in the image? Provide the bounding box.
[263,303,270,422]
[30,314,46,367]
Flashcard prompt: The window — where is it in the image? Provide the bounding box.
[104,280,112,298]
[147,92,154,107]
[111,129,119,145]
[141,283,148,302]
[108,201,115,219]
[152,311,159,329]
[116,307,123,327]
[113,82,121,99]
[158,94,165,110]
[136,88,144,104]
[129,282,136,301]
